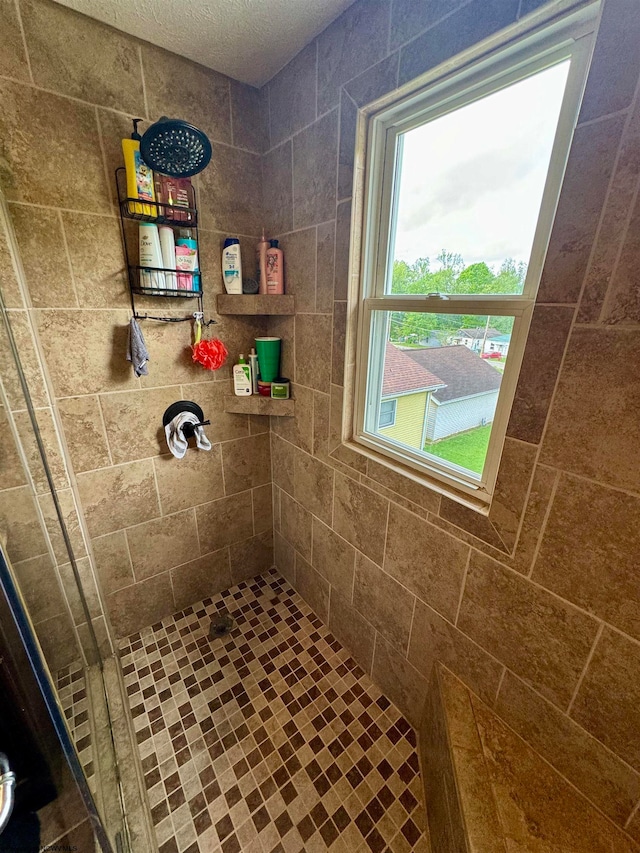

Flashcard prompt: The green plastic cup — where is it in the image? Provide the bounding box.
[255,337,281,382]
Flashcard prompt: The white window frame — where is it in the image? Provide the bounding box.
[378,399,397,429]
[350,4,598,508]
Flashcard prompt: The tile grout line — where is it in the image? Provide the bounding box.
[453,548,471,627]
[566,621,604,717]
[526,468,560,579]
[13,0,34,85]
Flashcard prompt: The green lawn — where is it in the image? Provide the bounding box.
[425,425,491,474]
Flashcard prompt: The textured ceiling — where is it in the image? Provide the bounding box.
[54,0,356,87]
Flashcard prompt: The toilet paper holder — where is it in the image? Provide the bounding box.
[162,401,210,439]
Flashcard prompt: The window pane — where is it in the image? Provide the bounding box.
[367,311,514,479]
[387,61,570,296]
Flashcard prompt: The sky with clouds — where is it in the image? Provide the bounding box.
[392,60,570,271]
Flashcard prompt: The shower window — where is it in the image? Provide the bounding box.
[350,6,597,506]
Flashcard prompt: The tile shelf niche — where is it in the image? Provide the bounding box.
[216,294,295,315]
[223,396,295,416]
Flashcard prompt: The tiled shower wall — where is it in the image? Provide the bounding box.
[265,0,640,843]
[0,0,273,640]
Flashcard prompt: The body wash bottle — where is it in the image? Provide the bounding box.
[122,119,156,216]
[256,229,269,294]
[266,240,284,294]
[233,354,252,396]
[139,223,165,290]
[222,238,242,294]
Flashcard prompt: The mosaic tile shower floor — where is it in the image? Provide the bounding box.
[55,661,96,794]
[119,570,430,853]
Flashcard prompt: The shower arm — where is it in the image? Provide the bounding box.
[0,752,16,835]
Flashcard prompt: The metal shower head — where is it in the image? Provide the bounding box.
[140,117,212,178]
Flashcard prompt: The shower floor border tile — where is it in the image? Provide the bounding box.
[118,569,430,853]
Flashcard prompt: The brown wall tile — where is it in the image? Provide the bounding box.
[372,635,428,727]
[353,552,415,653]
[170,549,232,613]
[35,610,78,670]
[541,328,640,493]
[154,446,224,515]
[293,110,338,229]
[262,142,293,236]
[13,553,66,623]
[107,572,174,637]
[281,228,316,313]
[316,221,336,314]
[408,600,503,705]
[100,386,180,464]
[328,589,376,673]
[22,0,144,112]
[91,531,134,596]
[311,518,355,601]
[58,556,101,624]
[196,492,254,554]
[126,510,199,581]
[533,475,640,640]
[274,531,296,586]
[269,41,317,147]
[229,530,274,584]
[231,80,269,154]
[221,433,271,495]
[272,383,313,453]
[333,472,388,565]
[252,484,273,535]
[496,670,640,827]
[293,448,334,525]
[38,490,87,564]
[458,552,600,708]
[280,491,312,561]
[77,459,160,537]
[0,0,30,81]
[599,188,640,325]
[57,395,111,473]
[270,433,295,495]
[571,627,640,772]
[488,437,537,552]
[62,213,129,309]
[0,486,48,563]
[295,313,332,393]
[198,142,262,234]
[141,44,231,146]
[384,504,468,622]
[295,554,330,623]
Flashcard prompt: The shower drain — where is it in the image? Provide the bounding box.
[209,613,235,639]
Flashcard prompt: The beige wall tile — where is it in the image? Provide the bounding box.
[408,600,503,706]
[268,41,317,147]
[488,438,537,552]
[509,464,557,576]
[311,517,355,601]
[77,459,160,537]
[195,492,253,554]
[181,381,249,444]
[316,221,335,314]
[458,552,600,709]
[533,475,640,641]
[57,396,111,473]
[171,550,232,613]
[35,610,78,670]
[62,213,129,309]
[293,448,334,526]
[198,142,262,235]
[274,531,295,586]
[141,44,231,146]
[126,509,199,581]
[384,503,468,622]
[13,552,66,622]
[541,329,640,493]
[333,472,388,565]
[137,319,216,390]
[230,80,268,154]
[262,143,293,237]
[280,491,312,562]
[106,572,174,637]
[328,590,375,674]
[372,635,428,728]
[91,530,134,596]
[0,486,48,562]
[353,552,415,653]
[221,433,271,495]
[332,301,346,388]
[496,670,640,828]
[154,444,224,515]
[252,483,273,535]
[0,404,27,489]
[0,80,110,211]
[58,556,101,624]
[36,309,135,397]
[366,458,441,515]
[281,228,316,313]
[13,407,68,493]
[229,530,273,584]
[294,313,332,393]
[0,0,30,81]
[38,489,87,564]
[100,385,179,464]
[9,204,75,308]
[272,384,313,454]
[295,554,329,623]
[0,311,49,409]
[0,228,24,309]
[21,0,144,112]
[571,627,640,773]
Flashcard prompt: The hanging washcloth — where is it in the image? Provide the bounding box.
[165,412,211,459]
[127,317,150,377]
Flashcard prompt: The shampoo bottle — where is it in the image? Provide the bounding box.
[256,228,269,294]
[233,354,252,396]
[266,240,284,294]
[222,238,242,294]
[122,119,156,216]
[139,223,165,290]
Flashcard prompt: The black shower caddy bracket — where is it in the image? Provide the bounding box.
[162,400,211,440]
